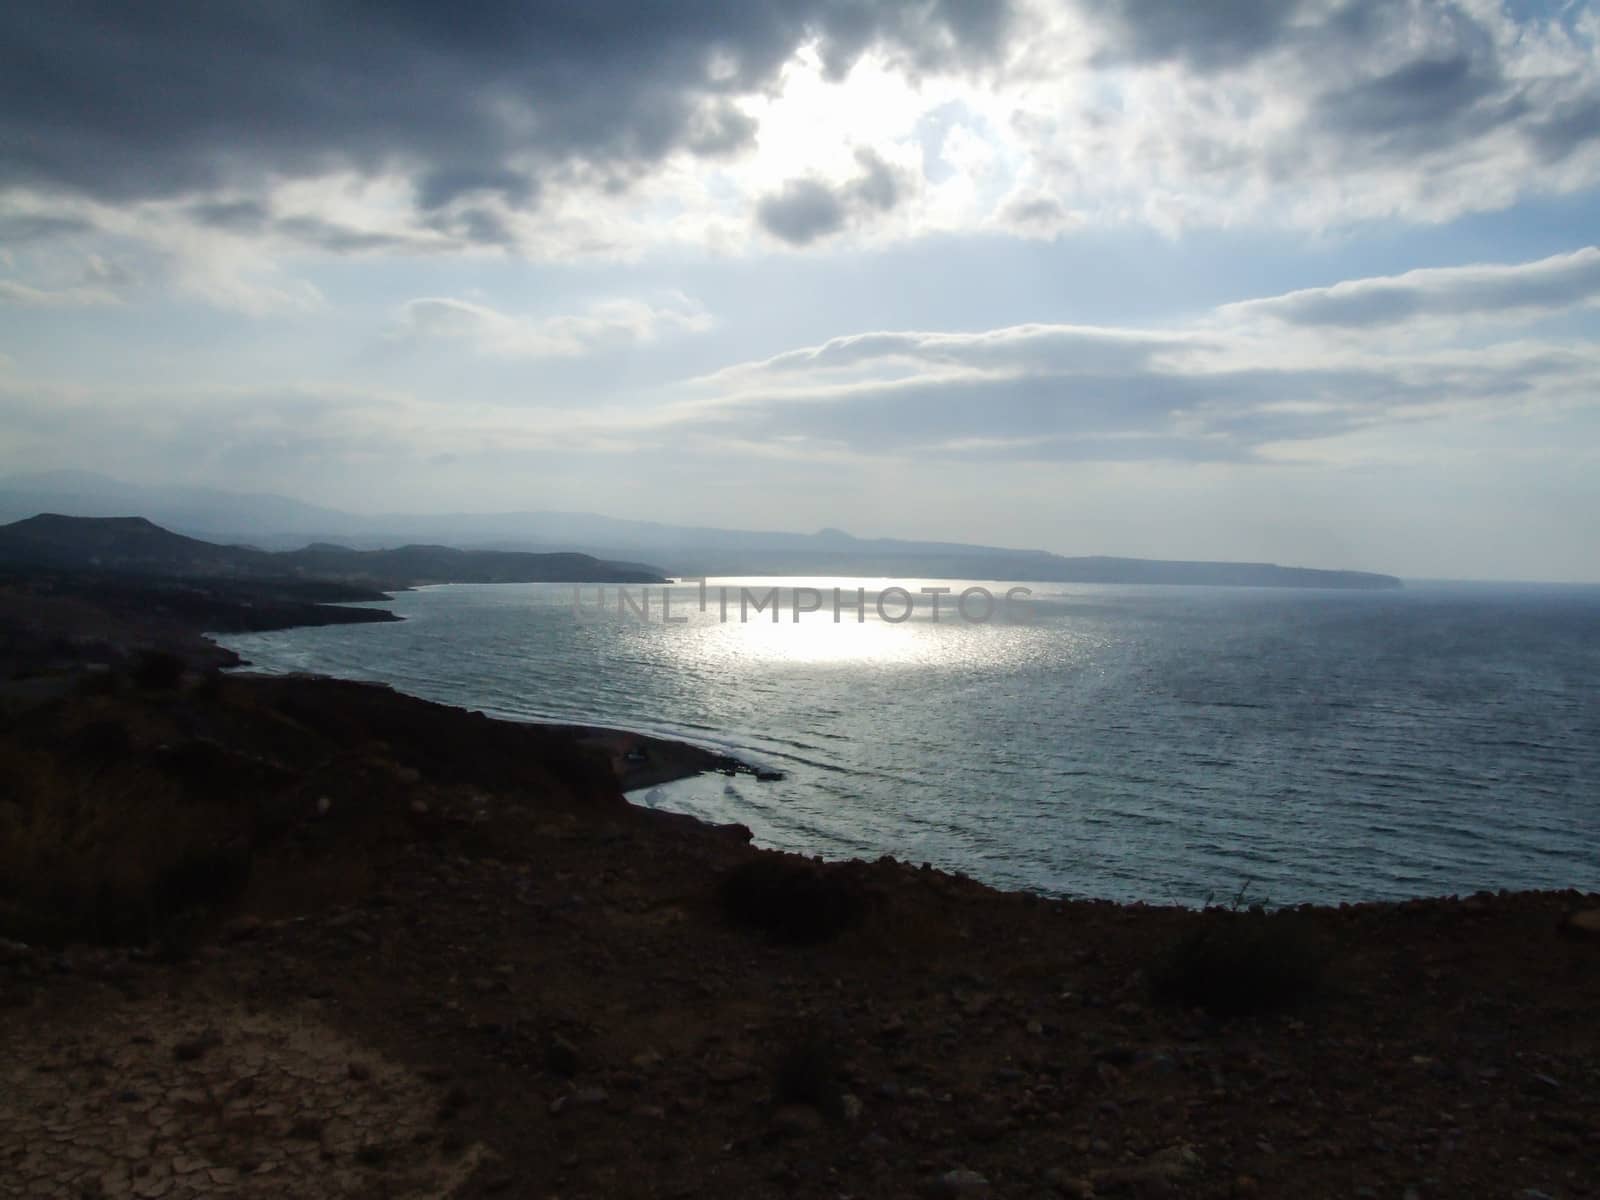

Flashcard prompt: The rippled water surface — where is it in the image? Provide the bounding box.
[216,579,1600,904]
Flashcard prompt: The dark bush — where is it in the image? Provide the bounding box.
[69,718,131,762]
[718,855,869,945]
[0,743,256,947]
[1149,908,1326,1017]
[772,1030,845,1119]
[73,667,123,697]
[152,839,253,916]
[131,650,186,690]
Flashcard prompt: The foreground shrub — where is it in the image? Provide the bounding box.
[130,649,186,690]
[771,1029,845,1119]
[718,854,869,945]
[1149,908,1326,1017]
[0,744,253,945]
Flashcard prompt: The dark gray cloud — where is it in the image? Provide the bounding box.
[274,216,426,254]
[756,148,913,244]
[1089,0,1310,69]
[757,180,849,246]
[0,1,1015,215]
[1086,0,1600,178]
[415,167,537,213]
[0,213,96,245]
[188,200,270,232]
[187,201,438,251]
[850,148,902,211]
[1310,48,1533,163]
[1532,94,1600,165]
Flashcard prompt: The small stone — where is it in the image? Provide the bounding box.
[575,1087,608,1106]
[315,795,332,817]
[841,1093,863,1123]
[355,1142,388,1166]
[771,1104,823,1137]
[706,1059,756,1084]
[1042,1168,1094,1199]
[172,1033,220,1063]
[1557,908,1600,939]
[223,915,264,942]
[545,1036,580,1078]
[1092,1144,1199,1192]
[930,1167,991,1197]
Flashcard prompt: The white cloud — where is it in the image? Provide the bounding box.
[395,293,713,359]
[1000,0,1600,234]
[663,246,1600,465]
[1219,246,1600,330]
[0,279,121,308]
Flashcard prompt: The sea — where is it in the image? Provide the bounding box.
[214,577,1600,906]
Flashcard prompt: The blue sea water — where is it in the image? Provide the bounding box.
[215,578,1600,905]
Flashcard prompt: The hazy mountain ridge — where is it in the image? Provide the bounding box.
[0,473,1402,590]
[0,513,666,586]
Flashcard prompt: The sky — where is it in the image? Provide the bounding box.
[2,1,1599,581]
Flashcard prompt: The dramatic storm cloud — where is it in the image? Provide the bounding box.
[0,0,1011,246]
[2,1,1599,580]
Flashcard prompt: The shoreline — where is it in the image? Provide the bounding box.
[4,572,1600,1197]
[220,667,783,797]
[6,565,1585,909]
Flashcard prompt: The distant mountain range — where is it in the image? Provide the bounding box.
[0,471,1403,590]
[0,514,665,586]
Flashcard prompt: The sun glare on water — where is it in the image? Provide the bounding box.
[658,578,1042,668]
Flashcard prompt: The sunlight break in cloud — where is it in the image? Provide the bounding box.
[3,1,1596,274]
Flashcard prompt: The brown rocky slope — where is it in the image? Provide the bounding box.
[1,666,1597,1200]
